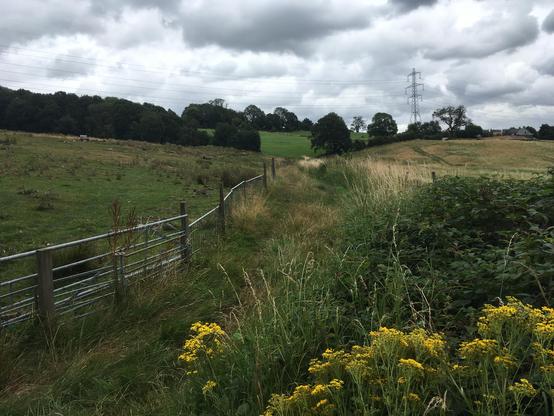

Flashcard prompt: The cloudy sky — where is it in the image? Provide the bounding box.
[2,0,554,129]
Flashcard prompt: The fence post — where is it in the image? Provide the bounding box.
[271,157,276,179]
[114,252,126,300]
[36,248,55,332]
[431,171,437,183]
[118,252,127,293]
[219,183,226,235]
[142,228,149,277]
[180,201,191,263]
[263,162,268,190]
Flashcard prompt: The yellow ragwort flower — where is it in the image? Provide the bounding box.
[406,393,421,402]
[328,379,344,390]
[202,380,217,394]
[509,379,537,397]
[493,354,516,368]
[459,339,498,360]
[179,322,226,366]
[398,358,425,372]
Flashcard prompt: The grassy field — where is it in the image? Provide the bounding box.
[259,130,367,158]
[0,130,264,255]
[361,138,554,176]
[202,129,366,159]
[259,130,315,158]
[2,132,554,415]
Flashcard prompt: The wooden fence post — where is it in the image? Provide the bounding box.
[431,171,437,183]
[36,248,55,331]
[263,162,268,190]
[219,183,226,235]
[271,157,276,179]
[180,201,191,263]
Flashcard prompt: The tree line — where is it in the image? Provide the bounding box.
[0,87,264,152]
[1,85,552,156]
[310,106,554,155]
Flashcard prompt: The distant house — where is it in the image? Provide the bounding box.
[491,129,504,136]
[514,128,534,138]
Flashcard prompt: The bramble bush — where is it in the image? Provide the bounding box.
[337,168,554,334]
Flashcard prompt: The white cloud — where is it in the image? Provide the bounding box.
[0,0,553,129]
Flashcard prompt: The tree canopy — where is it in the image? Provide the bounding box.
[367,113,398,138]
[538,124,554,140]
[432,105,469,137]
[403,120,442,140]
[350,116,367,133]
[310,112,352,155]
[0,86,265,152]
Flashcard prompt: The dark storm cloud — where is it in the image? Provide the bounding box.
[179,2,373,53]
[447,79,526,105]
[425,14,539,60]
[1,2,103,46]
[388,0,438,12]
[543,9,554,33]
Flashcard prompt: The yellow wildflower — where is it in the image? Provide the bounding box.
[406,393,421,402]
[202,380,217,394]
[179,322,226,365]
[509,379,537,397]
[328,379,344,390]
[540,364,554,373]
[311,384,327,396]
[409,329,446,358]
[493,355,516,368]
[398,358,425,372]
[459,339,497,360]
[315,398,329,408]
[370,327,409,348]
[313,398,335,415]
[535,322,554,336]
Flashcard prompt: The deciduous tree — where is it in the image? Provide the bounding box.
[311,112,352,155]
[367,113,398,138]
[432,105,469,137]
[350,116,366,133]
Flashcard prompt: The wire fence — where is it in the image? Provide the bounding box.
[0,160,275,331]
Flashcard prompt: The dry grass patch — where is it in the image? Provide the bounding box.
[230,192,270,234]
[283,202,337,241]
[362,139,554,177]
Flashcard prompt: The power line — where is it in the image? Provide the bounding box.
[0,78,396,110]
[0,63,405,99]
[0,44,406,86]
[405,68,424,123]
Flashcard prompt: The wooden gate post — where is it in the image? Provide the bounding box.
[180,201,191,263]
[271,157,276,179]
[263,162,268,190]
[36,248,55,331]
[219,183,226,235]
